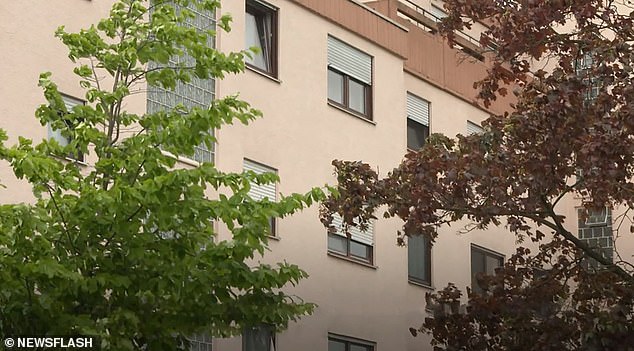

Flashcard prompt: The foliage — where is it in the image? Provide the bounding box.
[0,0,325,349]
[321,0,634,349]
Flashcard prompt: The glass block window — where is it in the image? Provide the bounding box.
[188,333,213,351]
[575,52,600,103]
[147,2,216,163]
[578,207,613,268]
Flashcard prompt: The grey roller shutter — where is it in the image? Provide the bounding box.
[244,159,276,201]
[407,93,430,126]
[327,36,372,85]
[467,120,484,135]
[331,214,374,246]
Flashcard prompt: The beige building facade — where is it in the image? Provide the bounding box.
[2,0,630,350]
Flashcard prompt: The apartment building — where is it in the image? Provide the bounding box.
[215,1,516,349]
[3,0,629,350]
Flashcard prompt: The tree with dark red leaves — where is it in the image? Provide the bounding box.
[321,1,634,349]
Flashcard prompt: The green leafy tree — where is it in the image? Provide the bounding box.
[0,0,325,349]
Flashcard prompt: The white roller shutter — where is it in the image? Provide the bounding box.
[327,36,372,85]
[467,120,484,135]
[407,93,430,126]
[243,159,276,201]
[62,95,83,111]
[331,213,374,246]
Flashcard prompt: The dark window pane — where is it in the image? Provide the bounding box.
[269,217,276,236]
[348,79,366,114]
[471,249,484,292]
[328,340,346,351]
[243,325,273,351]
[408,235,430,284]
[328,234,347,254]
[350,240,371,261]
[407,119,429,150]
[328,69,344,104]
[350,344,372,351]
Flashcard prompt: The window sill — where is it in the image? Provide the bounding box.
[246,65,281,84]
[408,279,433,290]
[327,101,376,126]
[407,147,425,153]
[65,157,88,167]
[327,251,377,269]
[160,150,204,167]
[267,235,281,241]
[52,155,88,167]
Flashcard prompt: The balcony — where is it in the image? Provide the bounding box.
[366,0,513,115]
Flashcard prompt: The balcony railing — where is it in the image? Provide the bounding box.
[397,0,493,61]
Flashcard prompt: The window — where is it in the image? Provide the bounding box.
[327,36,373,119]
[408,235,431,286]
[328,335,374,351]
[187,334,212,351]
[48,94,84,162]
[466,120,484,135]
[245,0,277,76]
[406,93,430,150]
[147,2,215,164]
[327,214,374,264]
[578,207,613,268]
[243,159,277,236]
[575,52,600,103]
[243,325,275,351]
[470,245,503,294]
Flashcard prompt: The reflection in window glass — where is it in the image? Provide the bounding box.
[328,234,347,254]
[328,340,346,351]
[328,69,344,104]
[350,240,370,260]
[408,235,431,285]
[245,12,266,69]
[348,79,366,114]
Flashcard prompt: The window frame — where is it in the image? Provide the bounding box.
[407,234,432,286]
[328,334,375,351]
[327,233,373,264]
[470,244,504,294]
[245,0,278,77]
[327,66,373,120]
